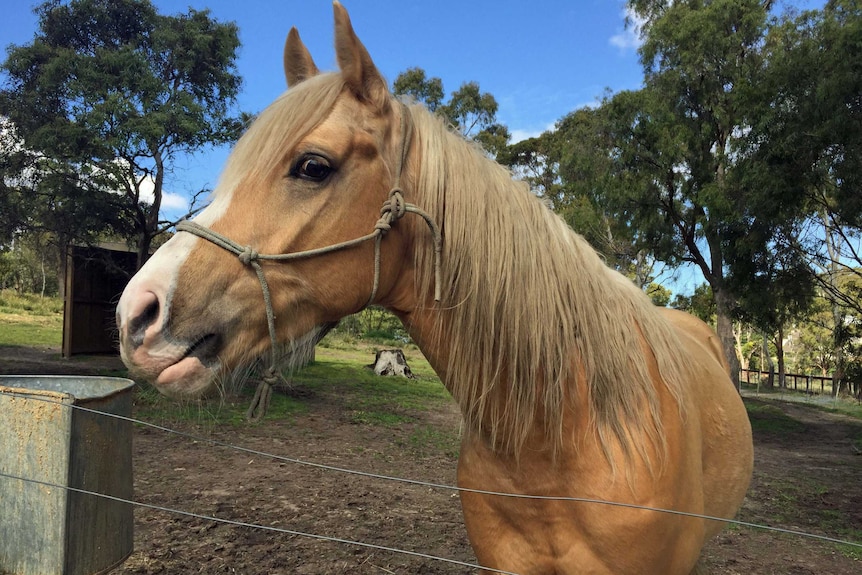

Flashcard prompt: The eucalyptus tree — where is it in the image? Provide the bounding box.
[499,106,671,301]
[596,0,795,385]
[393,68,510,158]
[736,0,862,394]
[0,0,245,269]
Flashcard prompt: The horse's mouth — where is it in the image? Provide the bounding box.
[182,333,221,363]
[152,333,222,396]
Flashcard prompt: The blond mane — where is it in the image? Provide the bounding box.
[404,103,691,463]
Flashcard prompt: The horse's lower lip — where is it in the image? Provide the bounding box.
[152,334,221,393]
[155,355,210,389]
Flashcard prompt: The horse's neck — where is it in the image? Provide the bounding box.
[392,305,450,382]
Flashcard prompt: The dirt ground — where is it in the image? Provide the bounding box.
[1,346,861,574]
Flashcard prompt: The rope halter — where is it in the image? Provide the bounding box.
[174,103,442,421]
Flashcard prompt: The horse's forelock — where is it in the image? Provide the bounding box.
[217,73,347,200]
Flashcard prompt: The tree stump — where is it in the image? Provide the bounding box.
[367,349,415,379]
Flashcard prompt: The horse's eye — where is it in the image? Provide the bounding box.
[292,155,332,182]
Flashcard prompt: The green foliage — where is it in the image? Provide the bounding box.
[392,68,509,158]
[671,283,716,323]
[645,282,671,306]
[740,0,862,228]
[786,295,834,374]
[0,234,62,295]
[0,0,245,268]
[336,307,410,343]
[393,67,444,111]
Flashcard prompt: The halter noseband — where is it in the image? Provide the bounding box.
[175,102,442,421]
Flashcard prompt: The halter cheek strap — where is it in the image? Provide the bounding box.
[175,103,442,421]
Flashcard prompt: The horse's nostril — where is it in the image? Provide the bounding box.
[128,294,160,348]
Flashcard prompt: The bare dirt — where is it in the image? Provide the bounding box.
[1,345,860,574]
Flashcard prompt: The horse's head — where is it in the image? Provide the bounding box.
[116,3,422,397]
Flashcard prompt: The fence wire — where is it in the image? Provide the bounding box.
[1,390,860,575]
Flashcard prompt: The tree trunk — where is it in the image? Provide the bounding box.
[714,287,741,389]
[56,236,68,301]
[761,332,775,390]
[776,325,786,390]
[829,303,849,397]
[367,349,415,378]
[136,231,152,271]
[734,322,748,371]
[822,209,848,397]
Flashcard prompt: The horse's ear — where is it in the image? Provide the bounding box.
[284,27,319,88]
[333,1,391,114]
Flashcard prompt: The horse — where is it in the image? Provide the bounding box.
[116,3,753,573]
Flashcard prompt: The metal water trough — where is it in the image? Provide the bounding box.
[0,376,135,575]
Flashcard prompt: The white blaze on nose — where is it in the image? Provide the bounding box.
[116,181,236,365]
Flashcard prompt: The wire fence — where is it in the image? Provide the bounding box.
[1,390,861,575]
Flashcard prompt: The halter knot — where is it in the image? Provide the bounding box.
[374,219,393,234]
[382,189,407,220]
[261,367,279,386]
[238,246,259,266]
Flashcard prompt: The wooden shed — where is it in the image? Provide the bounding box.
[62,243,138,357]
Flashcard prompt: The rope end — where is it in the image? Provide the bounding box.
[246,371,279,422]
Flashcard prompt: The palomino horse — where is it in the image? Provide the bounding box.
[117,4,753,573]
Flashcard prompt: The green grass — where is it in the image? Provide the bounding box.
[291,347,450,427]
[836,528,862,561]
[752,474,862,559]
[742,381,862,421]
[0,316,63,347]
[0,290,63,347]
[0,290,63,316]
[129,337,449,433]
[0,293,450,434]
[403,425,461,458]
[133,383,309,430]
[744,400,807,434]
[817,401,862,421]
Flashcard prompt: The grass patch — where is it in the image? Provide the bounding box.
[817,401,862,421]
[835,528,862,561]
[133,383,308,429]
[752,475,862,558]
[0,290,63,316]
[404,425,460,458]
[0,315,63,347]
[744,400,807,434]
[742,382,862,421]
[0,295,451,432]
[0,290,64,346]
[289,346,449,428]
[131,345,448,431]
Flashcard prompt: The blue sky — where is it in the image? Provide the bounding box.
[0,0,822,294]
[1,1,646,206]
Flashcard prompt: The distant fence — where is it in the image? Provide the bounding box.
[740,369,834,395]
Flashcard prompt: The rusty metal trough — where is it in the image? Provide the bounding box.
[0,376,135,575]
